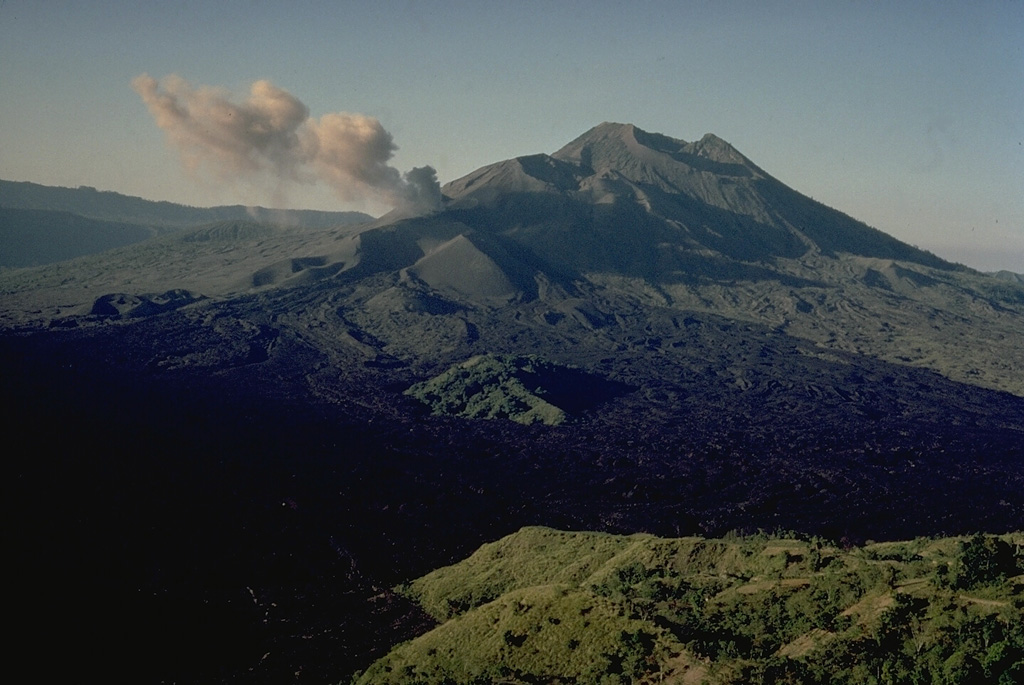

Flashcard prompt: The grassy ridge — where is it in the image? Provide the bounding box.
[353,527,1024,684]
[355,586,659,683]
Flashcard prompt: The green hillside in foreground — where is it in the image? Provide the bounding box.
[352,527,1024,684]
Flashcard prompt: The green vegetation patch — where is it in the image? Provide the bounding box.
[357,528,1024,684]
[405,354,598,426]
[352,585,668,684]
[402,527,645,620]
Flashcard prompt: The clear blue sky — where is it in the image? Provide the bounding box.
[1,1,1021,271]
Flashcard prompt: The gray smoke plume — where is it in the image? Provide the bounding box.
[132,74,441,213]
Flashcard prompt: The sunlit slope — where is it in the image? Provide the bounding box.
[355,526,1024,684]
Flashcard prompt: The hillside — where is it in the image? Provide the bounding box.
[993,270,1024,284]
[356,527,1024,684]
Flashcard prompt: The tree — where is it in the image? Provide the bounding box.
[952,535,1017,590]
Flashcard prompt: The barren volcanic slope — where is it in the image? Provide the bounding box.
[3,124,1024,683]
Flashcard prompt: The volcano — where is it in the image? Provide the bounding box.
[3,124,1023,682]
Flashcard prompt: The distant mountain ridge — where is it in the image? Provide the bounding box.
[0,179,373,229]
[0,179,373,267]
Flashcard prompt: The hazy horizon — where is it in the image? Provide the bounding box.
[1,1,1021,271]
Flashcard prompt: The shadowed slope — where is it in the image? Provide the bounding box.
[0,207,156,267]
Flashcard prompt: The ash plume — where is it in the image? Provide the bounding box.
[132,74,441,213]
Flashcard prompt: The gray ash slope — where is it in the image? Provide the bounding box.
[3,123,1024,683]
